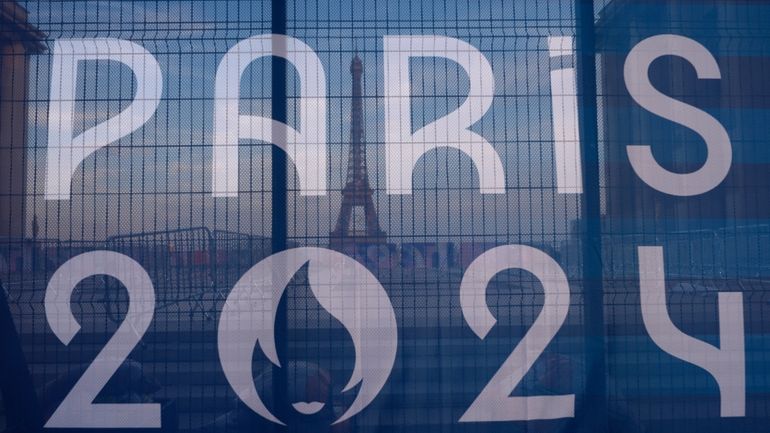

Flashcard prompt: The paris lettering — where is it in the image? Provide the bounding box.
[43,34,730,200]
[39,33,742,428]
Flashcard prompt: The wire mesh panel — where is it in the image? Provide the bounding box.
[283,1,586,433]
[2,1,274,431]
[0,0,768,432]
[595,1,770,432]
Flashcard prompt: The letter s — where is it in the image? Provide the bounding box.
[624,34,731,196]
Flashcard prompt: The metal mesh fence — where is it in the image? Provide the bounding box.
[596,1,770,431]
[0,0,768,432]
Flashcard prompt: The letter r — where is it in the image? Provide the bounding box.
[383,36,505,195]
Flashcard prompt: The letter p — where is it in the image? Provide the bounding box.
[45,39,162,200]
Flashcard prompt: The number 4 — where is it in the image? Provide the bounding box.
[638,246,745,417]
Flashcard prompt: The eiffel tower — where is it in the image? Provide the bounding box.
[329,54,386,250]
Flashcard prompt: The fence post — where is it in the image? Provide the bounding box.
[576,0,609,431]
[271,0,289,428]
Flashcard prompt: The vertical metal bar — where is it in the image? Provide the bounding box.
[576,0,609,430]
[271,0,289,427]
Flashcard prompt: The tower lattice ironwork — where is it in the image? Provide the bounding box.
[329,54,386,249]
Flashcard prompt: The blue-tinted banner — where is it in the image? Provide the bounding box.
[1,1,769,432]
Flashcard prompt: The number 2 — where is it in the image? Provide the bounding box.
[459,245,574,422]
[44,251,160,428]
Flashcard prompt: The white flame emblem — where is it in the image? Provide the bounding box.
[217,247,398,425]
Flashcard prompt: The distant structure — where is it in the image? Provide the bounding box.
[0,2,45,241]
[0,3,45,431]
[329,54,386,250]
